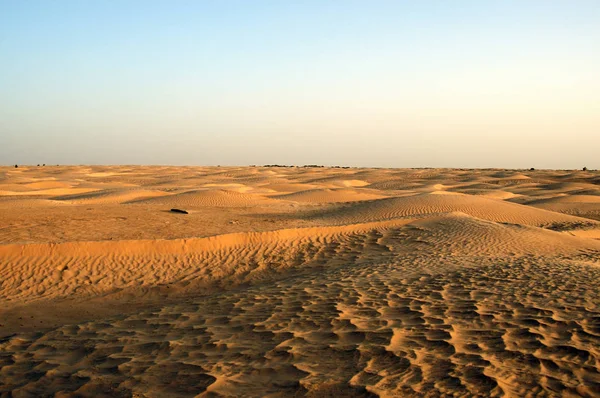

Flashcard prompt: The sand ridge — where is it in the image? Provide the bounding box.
[272,188,388,203]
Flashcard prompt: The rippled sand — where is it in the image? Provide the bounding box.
[1,166,599,397]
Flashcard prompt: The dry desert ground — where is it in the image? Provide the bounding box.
[0,165,599,397]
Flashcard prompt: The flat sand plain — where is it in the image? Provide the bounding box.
[1,165,599,397]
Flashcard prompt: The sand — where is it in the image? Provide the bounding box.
[0,166,599,397]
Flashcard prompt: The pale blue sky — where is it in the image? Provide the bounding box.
[1,1,599,168]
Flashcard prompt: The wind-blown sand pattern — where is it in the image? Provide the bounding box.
[1,166,599,397]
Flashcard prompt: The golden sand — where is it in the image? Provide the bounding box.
[0,166,599,397]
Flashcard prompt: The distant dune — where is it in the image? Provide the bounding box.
[272,188,388,203]
[0,166,599,397]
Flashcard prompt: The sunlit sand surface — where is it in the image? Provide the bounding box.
[1,166,599,397]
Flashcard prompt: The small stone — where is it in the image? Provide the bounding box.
[170,208,189,214]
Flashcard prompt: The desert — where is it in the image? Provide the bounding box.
[0,165,599,397]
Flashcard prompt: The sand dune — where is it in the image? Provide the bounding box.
[0,187,99,197]
[0,166,599,397]
[471,190,521,200]
[0,219,417,308]
[258,182,320,193]
[1,215,595,308]
[273,188,388,203]
[305,191,598,229]
[23,181,73,190]
[334,179,370,187]
[522,195,600,222]
[51,189,171,204]
[528,194,600,205]
[130,189,276,208]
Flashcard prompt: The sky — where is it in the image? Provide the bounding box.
[1,1,599,168]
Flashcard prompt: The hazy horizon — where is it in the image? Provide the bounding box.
[1,164,598,172]
[2,1,599,169]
